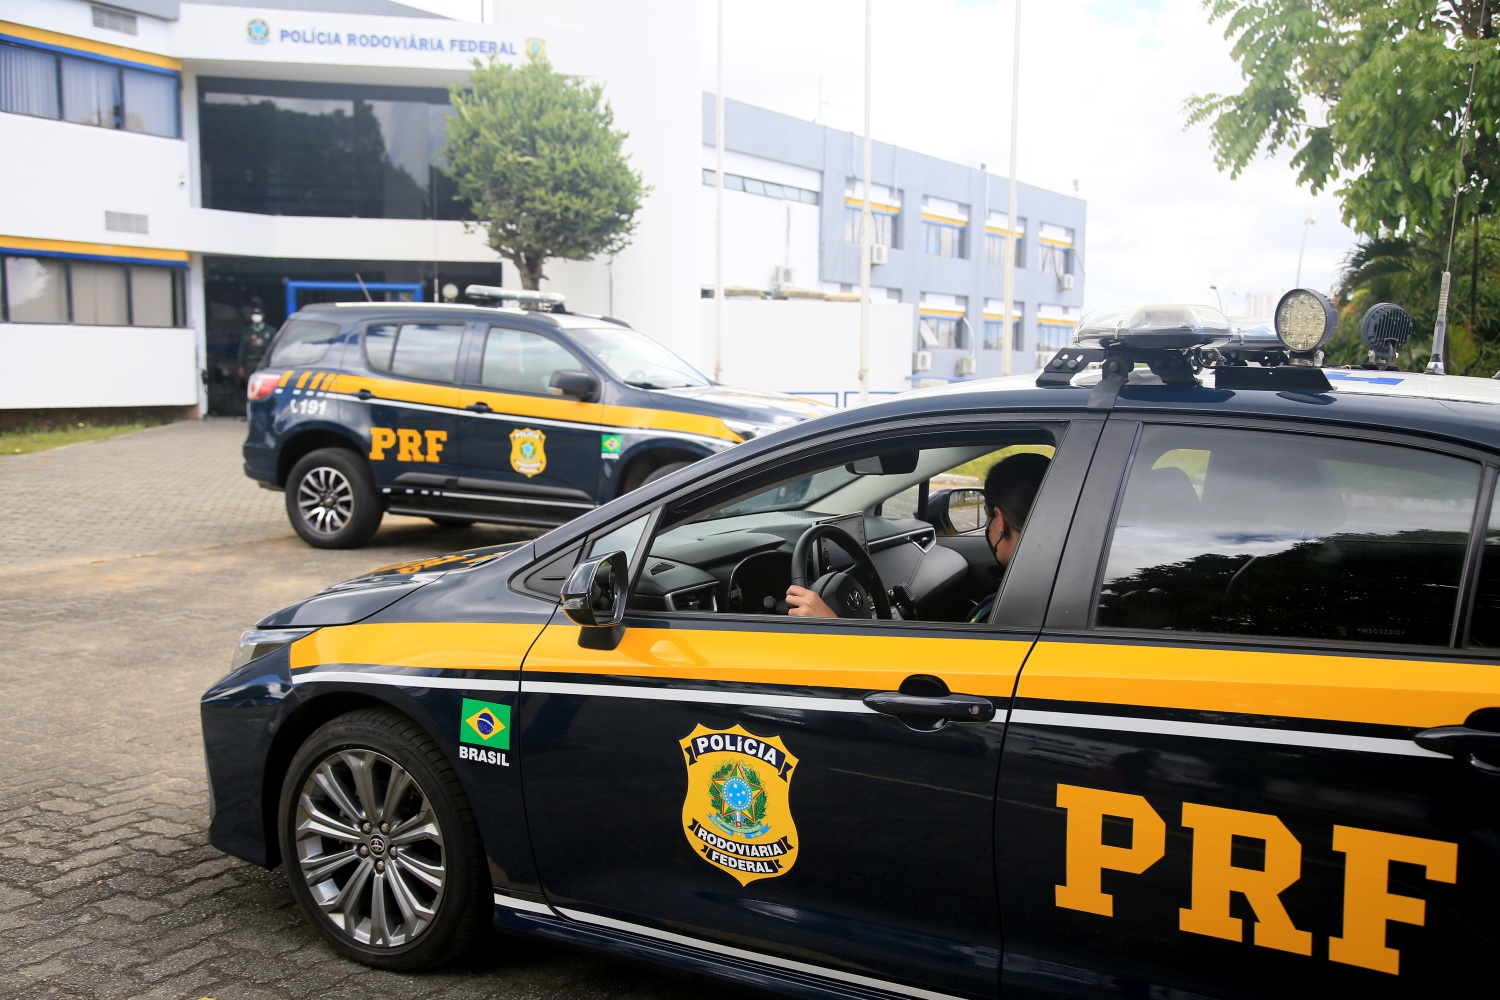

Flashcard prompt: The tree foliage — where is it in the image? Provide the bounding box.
[1327,219,1500,374]
[1184,0,1499,236]
[443,57,649,289]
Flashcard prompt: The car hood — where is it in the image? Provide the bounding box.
[256,541,530,628]
[652,384,833,424]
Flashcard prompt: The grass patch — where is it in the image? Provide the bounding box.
[0,420,163,456]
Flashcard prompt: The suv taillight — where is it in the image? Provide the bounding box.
[247,371,280,401]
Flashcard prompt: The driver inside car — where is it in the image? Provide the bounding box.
[785,453,1052,620]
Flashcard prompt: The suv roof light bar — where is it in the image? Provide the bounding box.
[464,285,569,312]
[1038,301,1333,391]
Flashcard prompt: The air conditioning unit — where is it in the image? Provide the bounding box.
[1058,273,1075,291]
[869,244,889,266]
[912,350,932,373]
[955,355,977,377]
[772,265,796,291]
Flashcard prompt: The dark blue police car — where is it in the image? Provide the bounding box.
[204,290,1500,998]
[242,287,829,548]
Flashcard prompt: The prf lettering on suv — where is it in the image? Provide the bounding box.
[241,287,830,548]
[208,289,1500,999]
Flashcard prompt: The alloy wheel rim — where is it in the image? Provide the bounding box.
[296,466,354,535]
[293,749,447,948]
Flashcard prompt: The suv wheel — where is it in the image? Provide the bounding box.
[278,709,489,970]
[286,449,383,549]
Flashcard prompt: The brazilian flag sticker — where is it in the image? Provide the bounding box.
[601,434,622,459]
[460,698,511,750]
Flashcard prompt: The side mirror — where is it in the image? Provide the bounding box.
[927,488,989,535]
[561,549,628,627]
[550,369,600,402]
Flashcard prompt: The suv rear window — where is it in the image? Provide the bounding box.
[266,320,339,367]
[364,323,464,382]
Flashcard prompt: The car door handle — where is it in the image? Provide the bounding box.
[356,388,374,400]
[1413,725,1500,776]
[465,401,492,413]
[863,691,995,723]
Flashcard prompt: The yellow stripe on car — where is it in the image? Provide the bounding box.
[289,622,543,673]
[1018,640,1500,729]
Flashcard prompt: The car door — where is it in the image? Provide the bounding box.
[455,323,604,519]
[517,416,1099,1000]
[349,320,464,495]
[996,417,1500,998]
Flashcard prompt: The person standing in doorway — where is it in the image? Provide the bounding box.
[237,308,275,388]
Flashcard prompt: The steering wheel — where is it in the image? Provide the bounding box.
[790,523,892,620]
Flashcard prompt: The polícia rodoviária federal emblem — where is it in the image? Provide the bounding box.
[680,724,798,885]
[509,427,546,477]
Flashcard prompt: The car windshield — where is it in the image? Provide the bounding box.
[570,326,711,389]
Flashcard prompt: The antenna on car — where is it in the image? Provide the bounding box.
[354,273,374,303]
[1425,1,1487,377]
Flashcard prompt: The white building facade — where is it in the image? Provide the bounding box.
[0,0,699,416]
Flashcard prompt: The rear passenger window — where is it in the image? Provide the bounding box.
[266,320,339,367]
[1467,492,1500,648]
[481,327,581,395]
[1096,425,1480,646]
[364,323,463,382]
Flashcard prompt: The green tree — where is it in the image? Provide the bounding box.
[1183,0,1498,237]
[1328,221,1500,374]
[443,57,649,289]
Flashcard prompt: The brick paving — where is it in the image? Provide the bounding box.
[0,420,770,999]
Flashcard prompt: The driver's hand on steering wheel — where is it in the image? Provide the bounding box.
[786,585,836,618]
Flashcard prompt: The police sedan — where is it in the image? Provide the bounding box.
[202,291,1500,999]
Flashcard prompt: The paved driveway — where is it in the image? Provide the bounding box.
[0,420,770,1000]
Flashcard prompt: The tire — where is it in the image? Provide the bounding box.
[286,448,383,549]
[427,517,476,529]
[277,708,489,970]
[640,460,692,488]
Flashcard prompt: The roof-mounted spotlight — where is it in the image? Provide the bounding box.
[1359,303,1414,368]
[1274,288,1337,364]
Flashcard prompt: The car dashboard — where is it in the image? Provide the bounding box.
[629,511,972,621]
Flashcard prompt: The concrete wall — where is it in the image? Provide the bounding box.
[699,299,913,403]
[0,325,198,408]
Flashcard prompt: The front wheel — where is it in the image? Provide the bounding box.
[277,709,489,970]
[286,448,383,548]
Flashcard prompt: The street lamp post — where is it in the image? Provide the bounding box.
[1294,216,1315,288]
[1209,284,1223,312]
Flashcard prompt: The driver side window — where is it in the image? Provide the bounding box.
[624,427,1061,624]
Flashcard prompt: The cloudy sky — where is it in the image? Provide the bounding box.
[697,0,1360,315]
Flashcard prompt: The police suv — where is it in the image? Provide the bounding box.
[204,290,1500,999]
[242,287,829,547]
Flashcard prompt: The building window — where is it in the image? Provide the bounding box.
[919,294,968,349]
[1035,304,1080,366]
[1,254,185,327]
[922,198,969,259]
[844,181,901,249]
[844,206,897,248]
[981,300,1023,350]
[985,212,1025,268]
[0,40,179,138]
[199,79,469,220]
[704,169,818,204]
[1038,223,1075,275]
